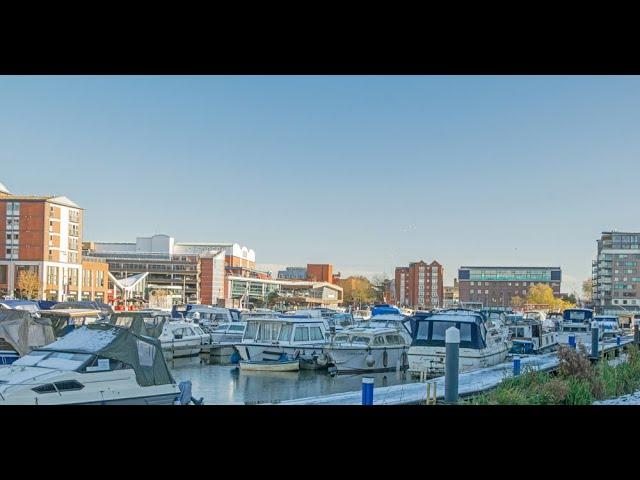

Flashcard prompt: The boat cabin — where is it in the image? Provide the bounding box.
[410,311,488,349]
[560,308,594,333]
[591,315,621,337]
[241,316,327,345]
[210,322,246,343]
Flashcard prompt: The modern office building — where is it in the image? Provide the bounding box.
[458,266,561,308]
[394,260,444,309]
[277,266,308,280]
[83,234,229,305]
[226,276,343,308]
[0,181,109,301]
[592,231,640,315]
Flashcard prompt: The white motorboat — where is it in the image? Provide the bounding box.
[591,315,622,339]
[0,310,56,365]
[556,308,597,346]
[507,316,558,354]
[206,322,246,362]
[357,305,413,344]
[234,314,328,369]
[324,327,409,374]
[160,321,210,359]
[0,323,181,405]
[407,309,511,377]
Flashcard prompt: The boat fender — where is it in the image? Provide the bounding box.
[383,348,388,367]
[230,351,241,364]
[366,354,376,367]
[401,350,408,368]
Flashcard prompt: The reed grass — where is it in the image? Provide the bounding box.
[468,344,640,405]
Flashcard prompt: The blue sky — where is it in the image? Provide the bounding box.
[1,75,640,293]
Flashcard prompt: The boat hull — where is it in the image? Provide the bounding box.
[235,344,328,370]
[325,346,408,374]
[407,344,510,377]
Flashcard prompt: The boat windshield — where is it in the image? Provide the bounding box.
[334,334,350,343]
[565,310,590,321]
[351,336,370,345]
[14,350,92,371]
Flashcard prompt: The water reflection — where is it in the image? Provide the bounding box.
[168,356,418,404]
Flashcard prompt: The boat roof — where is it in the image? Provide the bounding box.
[40,308,102,316]
[339,327,399,335]
[418,310,484,324]
[243,314,325,324]
[370,313,406,321]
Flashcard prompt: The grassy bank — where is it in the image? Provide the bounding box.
[469,344,640,405]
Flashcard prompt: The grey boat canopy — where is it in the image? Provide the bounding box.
[0,310,56,357]
[39,323,175,387]
[104,312,167,338]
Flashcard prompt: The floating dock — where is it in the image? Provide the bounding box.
[274,335,635,405]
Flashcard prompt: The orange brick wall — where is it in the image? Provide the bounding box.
[307,264,333,283]
[19,202,45,261]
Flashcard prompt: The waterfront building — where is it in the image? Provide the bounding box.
[226,276,343,308]
[0,181,109,301]
[394,260,444,309]
[592,231,640,315]
[83,234,230,305]
[458,266,561,308]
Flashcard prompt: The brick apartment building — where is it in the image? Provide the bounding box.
[394,260,444,309]
[0,181,109,302]
[458,266,562,308]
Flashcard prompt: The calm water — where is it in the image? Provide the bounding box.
[169,356,419,404]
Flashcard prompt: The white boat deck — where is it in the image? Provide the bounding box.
[275,336,635,405]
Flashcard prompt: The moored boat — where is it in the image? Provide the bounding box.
[0,323,182,405]
[407,309,511,377]
[159,321,211,359]
[324,326,409,374]
[234,314,328,369]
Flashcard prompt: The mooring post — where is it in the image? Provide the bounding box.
[569,335,576,349]
[591,327,600,359]
[444,326,460,404]
[635,323,639,346]
[513,356,521,376]
[361,377,374,405]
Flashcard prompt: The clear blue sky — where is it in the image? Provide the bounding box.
[2,75,640,293]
